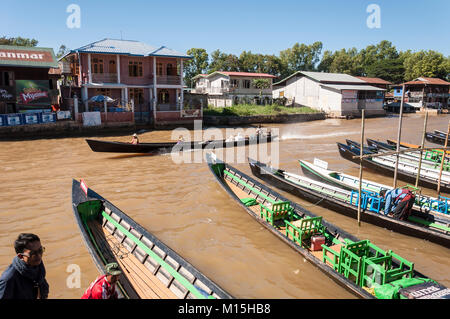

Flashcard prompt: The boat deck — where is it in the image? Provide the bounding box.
[224,177,343,268]
[88,220,177,299]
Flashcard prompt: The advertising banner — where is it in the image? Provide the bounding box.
[16,80,51,110]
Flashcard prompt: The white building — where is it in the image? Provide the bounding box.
[193,71,276,107]
[272,71,386,117]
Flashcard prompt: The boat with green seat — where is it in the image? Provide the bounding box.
[249,158,450,248]
[72,179,233,299]
[206,153,450,299]
[299,158,450,223]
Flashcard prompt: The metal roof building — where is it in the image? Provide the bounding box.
[273,71,386,117]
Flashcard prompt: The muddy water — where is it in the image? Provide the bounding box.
[0,113,449,299]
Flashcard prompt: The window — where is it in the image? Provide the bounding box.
[230,79,239,88]
[243,80,251,89]
[157,63,163,76]
[129,88,144,104]
[109,60,116,74]
[167,63,174,76]
[92,58,103,74]
[0,71,13,86]
[128,61,143,77]
[158,89,169,104]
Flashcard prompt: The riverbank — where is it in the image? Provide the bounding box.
[0,112,328,140]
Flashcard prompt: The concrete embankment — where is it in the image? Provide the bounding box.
[0,112,328,140]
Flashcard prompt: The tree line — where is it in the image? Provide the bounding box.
[2,36,448,89]
[184,40,450,87]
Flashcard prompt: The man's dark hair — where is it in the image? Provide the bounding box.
[379,189,387,198]
[14,233,40,254]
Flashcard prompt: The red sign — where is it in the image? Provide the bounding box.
[80,179,88,196]
[18,88,49,104]
[0,49,54,63]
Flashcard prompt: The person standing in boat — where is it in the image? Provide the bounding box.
[130,133,139,145]
[379,188,415,221]
[0,233,49,299]
[81,263,122,299]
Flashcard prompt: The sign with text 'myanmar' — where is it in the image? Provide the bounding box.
[0,48,54,63]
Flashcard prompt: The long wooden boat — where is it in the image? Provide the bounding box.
[86,134,275,154]
[367,138,449,165]
[387,139,450,155]
[298,159,450,225]
[250,158,450,248]
[347,139,450,172]
[206,153,449,299]
[72,179,232,299]
[426,131,447,146]
[337,142,450,193]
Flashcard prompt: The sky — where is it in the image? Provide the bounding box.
[1,0,449,57]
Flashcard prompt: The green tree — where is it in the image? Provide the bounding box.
[56,45,69,59]
[184,48,209,88]
[403,50,448,81]
[208,50,239,73]
[0,36,38,47]
[279,41,323,78]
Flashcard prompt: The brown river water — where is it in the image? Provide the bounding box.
[1,113,449,299]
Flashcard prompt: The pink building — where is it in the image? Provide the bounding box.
[59,38,200,125]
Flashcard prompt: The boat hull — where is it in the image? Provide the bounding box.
[251,160,450,248]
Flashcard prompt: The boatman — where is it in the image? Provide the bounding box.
[0,233,49,299]
[130,133,139,145]
[81,263,122,299]
[379,188,415,221]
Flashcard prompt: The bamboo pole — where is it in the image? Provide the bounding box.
[437,121,450,195]
[415,112,428,188]
[357,109,365,227]
[393,84,406,188]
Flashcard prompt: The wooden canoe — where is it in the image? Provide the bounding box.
[298,159,450,225]
[347,139,450,172]
[387,139,450,155]
[206,153,449,299]
[86,134,276,154]
[337,142,450,193]
[72,179,233,299]
[425,132,447,146]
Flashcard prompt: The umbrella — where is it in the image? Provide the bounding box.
[89,95,115,103]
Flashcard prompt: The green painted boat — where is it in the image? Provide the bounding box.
[207,153,450,299]
[72,179,233,299]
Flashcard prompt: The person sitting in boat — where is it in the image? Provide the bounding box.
[176,136,185,144]
[379,188,415,221]
[81,262,122,299]
[130,133,139,145]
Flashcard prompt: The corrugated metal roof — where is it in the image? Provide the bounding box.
[71,38,191,58]
[403,77,450,86]
[320,84,385,91]
[302,71,365,83]
[273,71,364,86]
[0,45,58,68]
[217,71,276,78]
[355,76,392,85]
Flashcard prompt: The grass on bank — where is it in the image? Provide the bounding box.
[203,104,319,116]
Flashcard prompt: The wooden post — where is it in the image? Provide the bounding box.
[437,121,450,195]
[393,84,405,188]
[357,109,365,227]
[415,112,428,188]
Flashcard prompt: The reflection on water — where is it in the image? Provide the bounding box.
[0,113,449,299]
